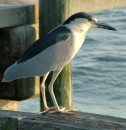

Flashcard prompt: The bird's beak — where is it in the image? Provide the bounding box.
[94,21,116,31]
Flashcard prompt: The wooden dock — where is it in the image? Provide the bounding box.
[0,110,126,130]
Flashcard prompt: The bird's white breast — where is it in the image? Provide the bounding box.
[72,30,86,54]
[65,25,87,56]
[65,20,91,56]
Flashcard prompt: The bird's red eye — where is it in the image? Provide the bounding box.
[88,17,93,22]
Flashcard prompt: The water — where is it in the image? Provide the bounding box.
[19,7,126,118]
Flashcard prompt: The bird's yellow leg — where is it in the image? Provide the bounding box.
[48,69,64,111]
[40,71,65,115]
[40,70,76,115]
[40,72,50,110]
[48,70,76,114]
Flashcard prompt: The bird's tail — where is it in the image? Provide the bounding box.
[2,63,26,82]
[2,60,48,82]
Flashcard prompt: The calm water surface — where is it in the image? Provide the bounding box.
[19,7,126,118]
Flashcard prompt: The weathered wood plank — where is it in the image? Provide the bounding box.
[0,4,36,28]
[0,110,126,130]
[0,0,38,5]
[0,117,17,130]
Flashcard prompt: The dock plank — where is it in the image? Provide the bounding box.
[0,117,17,130]
[0,110,126,130]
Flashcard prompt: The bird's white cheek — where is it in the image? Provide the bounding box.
[79,22,92,32]
[90,23,97,29]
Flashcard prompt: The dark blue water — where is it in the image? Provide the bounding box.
[19,7,126,118]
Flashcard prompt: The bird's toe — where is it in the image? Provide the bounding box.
[39,106,65,115]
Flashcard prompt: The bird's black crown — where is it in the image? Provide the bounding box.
[63,12,93,25]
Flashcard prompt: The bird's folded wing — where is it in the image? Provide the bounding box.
[18,26,72,63]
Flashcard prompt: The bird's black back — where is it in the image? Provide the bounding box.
[17,26,71,63]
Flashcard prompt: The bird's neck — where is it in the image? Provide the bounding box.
[64,23,89,54]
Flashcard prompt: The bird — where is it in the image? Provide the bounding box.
[2,12,116,114]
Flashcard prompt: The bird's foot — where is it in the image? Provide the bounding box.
[40,106,79,115]
[55,108,78,114]
[39,106,65,115]
[60,108,80,114]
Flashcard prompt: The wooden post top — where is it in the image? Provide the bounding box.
[0,4,36,28]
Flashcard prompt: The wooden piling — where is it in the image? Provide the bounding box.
[39,0,72,111]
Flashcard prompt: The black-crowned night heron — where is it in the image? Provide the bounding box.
[2,12,116,114]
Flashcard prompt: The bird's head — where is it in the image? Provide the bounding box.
[63,12,116,32]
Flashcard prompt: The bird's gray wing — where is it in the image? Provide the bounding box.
[18,26,71,63]
[3,26,73,82]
